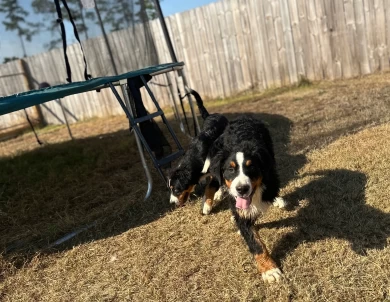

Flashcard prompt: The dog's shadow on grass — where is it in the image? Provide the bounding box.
[202,112,389,260]
[259,169,390,261]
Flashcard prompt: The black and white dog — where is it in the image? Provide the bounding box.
[206,116,286,283]
[168,90,228,210]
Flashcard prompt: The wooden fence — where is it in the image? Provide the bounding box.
[1,0,390,128]
[0,60,39,134]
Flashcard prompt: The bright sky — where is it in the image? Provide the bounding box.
[161,0,217,17]
[0,0,217,63]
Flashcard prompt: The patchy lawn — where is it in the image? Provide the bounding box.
[1,73,390,301]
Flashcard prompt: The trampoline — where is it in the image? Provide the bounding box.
[0,61,195,200]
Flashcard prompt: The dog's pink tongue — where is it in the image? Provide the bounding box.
[236,196,251,209]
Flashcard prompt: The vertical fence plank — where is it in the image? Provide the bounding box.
[191,7,212,96]
[364,0,380,72]
[288,0,306,78]
[354,0,371,74]
[241,0,258,89]
[272,0,289,85]
[224,0,246,93]
[385,0,390,61]
[374,0,389,70]
[216,1,237,94]
[279,0,298,84]
[231,0,254,90]
[175,12,197,90]
[323,0,343,78]
[306,0,324,80]
[297,0,315,79]
[263,0,281,86]
[344,0,362,76]
[208,2,232,97]
[315,0,334,79]
[247,0,267,89]
[200,5,224,97]
[253,0,275,88]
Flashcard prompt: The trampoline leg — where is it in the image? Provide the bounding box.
[57,98,74,140]
[134,129,153,201]
[120,84,153,201]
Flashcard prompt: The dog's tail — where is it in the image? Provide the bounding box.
[187,89,209,120]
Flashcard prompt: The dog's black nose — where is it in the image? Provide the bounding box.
[236,184,250,195]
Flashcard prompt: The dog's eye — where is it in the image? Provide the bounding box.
[228,167,235,173]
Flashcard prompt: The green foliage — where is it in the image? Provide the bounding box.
[3,56,19,63]
[32,0,90,49]
[97,0,134,31]
[96,0,161,32]
[0,0,41,56]
[29,0,162,49]
[136,0,160,21]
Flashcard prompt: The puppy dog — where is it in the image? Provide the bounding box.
[168,90,228,209]
[207,116,286,283]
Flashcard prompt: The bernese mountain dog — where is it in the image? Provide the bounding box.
[206,116,286,283]
[168,90,228,212]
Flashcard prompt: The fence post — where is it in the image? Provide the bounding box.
[19,59,46,126]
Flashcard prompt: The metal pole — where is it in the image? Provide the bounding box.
[152,0,201,135]
[152,0,177,63]
[57,98,74,140]
[109,82,153,200]
[94,2,119,75]
[20,59,45,127]
[24,109,43,145]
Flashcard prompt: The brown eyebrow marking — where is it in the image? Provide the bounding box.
[230,161,236,168]
[225,179,232,188]
[246,160,252,166]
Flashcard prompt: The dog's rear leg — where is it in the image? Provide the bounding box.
[202,187,216,215]
[202,180,221,215]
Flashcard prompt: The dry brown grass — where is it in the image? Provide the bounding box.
[1,72,390,301]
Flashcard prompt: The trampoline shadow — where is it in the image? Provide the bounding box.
[0,125,185,268]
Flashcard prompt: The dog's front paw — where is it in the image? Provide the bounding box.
[262,268,283,283]
[170,194,179,205]
[213,188,224,202]
[202,202,212,215]
[201,195,213,215]
[273,197,286,209]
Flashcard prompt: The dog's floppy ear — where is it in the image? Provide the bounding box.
[165,166,177,179]
[252,145,274,183]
